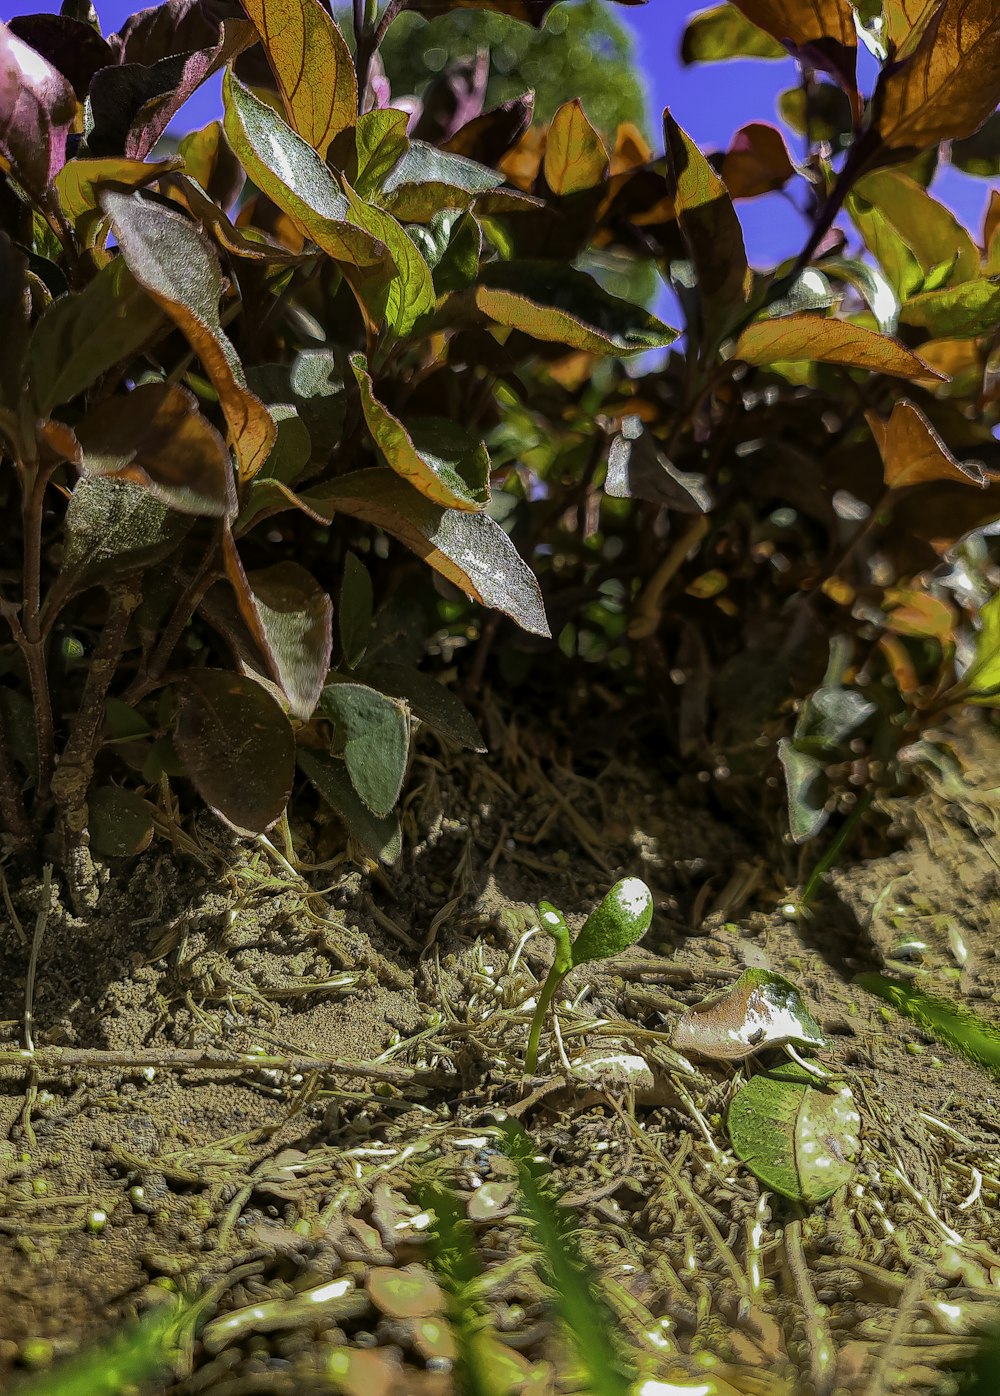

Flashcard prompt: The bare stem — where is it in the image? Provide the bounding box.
[18,468,55,807]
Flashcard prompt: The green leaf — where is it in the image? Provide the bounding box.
[898,279,1000,339]
[221,70,387,270]
[173,670,294,833]
[301,468,549,636]
[242,561,334,720]
[823,256,899,334]
[55,156,180,230]
[846,192,924,301]
[681,4,786,62]
[543,98,608,196]
[467,260,677,355]
[353,108,411,197]
[664,106,750,351]
[55,475,191,606]
[239,0,356,157]
[856,972,1000,1076]
[961,591,1000,704]
[102,188,275,480]
[25,256,163,418]
[319,681,410,816]
[734,314,943,380]
[297,748,401,864]
[433,211,482,295]
[359,661,485,752]
[338,552,374,669]
[852,169,979,288]
[728,1061,860,1206]
[341,180,436,338]
[673,968,828,1062]
[74,383,237,517]
[794,686,877,752]
[88,785,154,857]
[351,353,490,510]
[570,877,653,967]
[777,738,829,844]
[951,111,1000,178]
[378,140,505,221]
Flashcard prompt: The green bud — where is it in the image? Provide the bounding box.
[571,877,653,967]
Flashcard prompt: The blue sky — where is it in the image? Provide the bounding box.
[3,0,993,265]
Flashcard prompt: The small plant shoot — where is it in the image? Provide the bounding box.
[525,877,653,1074]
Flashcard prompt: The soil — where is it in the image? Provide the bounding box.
[1,704,1000,1396]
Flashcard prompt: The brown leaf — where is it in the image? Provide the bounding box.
[730,0,857,101]
[721,122,795,198]
[663,107,750,351]
[871,0,1000,157]
[867,398,988,490]
[734,314,944,381]
[75,382,237,517]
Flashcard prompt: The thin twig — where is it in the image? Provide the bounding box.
[784,1217,837,1396]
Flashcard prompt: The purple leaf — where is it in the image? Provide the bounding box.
[0,21,77,194]
[6,14,114,99]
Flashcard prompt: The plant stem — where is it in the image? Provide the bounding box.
[19,467,55,808]
[525,961,565,1075]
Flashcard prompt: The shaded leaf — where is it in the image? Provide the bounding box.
[221,71,387,270]
[0,230,29,412]
[341,180,436,338]
[728,1061,860,1206]
[663,106,750,351]
[960,591,1000,704]
[868,398,987,490]
[300,467,549,636]
[88,17,253,161]
[777,737,829,843]
[173,669,294,833]
[102,188,275,480]
[88,785,155,858]
[898,279,1000,339]
[175,120,244,209]
[239,0,355,157]
[241,557,333,721]
[673,967,827,1062]
[570,877,653,967]
[6,13,113,98]
[734,314,943,380]
[319,681,410,816]
[75,383,237,517]
[0,21,77,195]
[682,4,786,62]
[721,122,795,199]
[543,98,608,197]
[379,140,505,221]
[870,0,1000,157]
[351,354,490,510]
[338,552,373,669]
[443,91,534,166]
[467,259,677,355]
[25,255,164,419]
[730,0,857,96]
[951,111,1000,179]
[359,661,485,751]
[56,475,192,603]
[249,350,345,465]
[297,748,401,864]
[794,685,877,752]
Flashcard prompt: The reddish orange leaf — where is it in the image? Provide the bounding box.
[867,399,987,490]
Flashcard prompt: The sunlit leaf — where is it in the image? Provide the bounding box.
[570,877,653,967]
[351,354,489,510]
[681,4,786,62]
[870,0,1000,157]
[898,279,1000,339]
[0,20,77,195]
[856,972,1000,1075]
[852,169,978,287]
[299,468,550,636]
[543,98,609,196]
[377,140,505,221]
[960,591,1000,704]
[729,0,857,97]
[222,71,387,270]
[728,1061,860,1205]
[467,260,677,355]
[297,748,401,864]
[319,681,410,816]
[55,156,181,229]
[353,107,411,197]
[673,967,828,1061]
[341,180,436,338]
[102,188,275,481]
[868,398,988,490]
[239,0,356,156]
[173,670,294,834]
[734,314,943,380]
[664,107,750,352]
[75,383,237,517]
[223,544,333,720]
